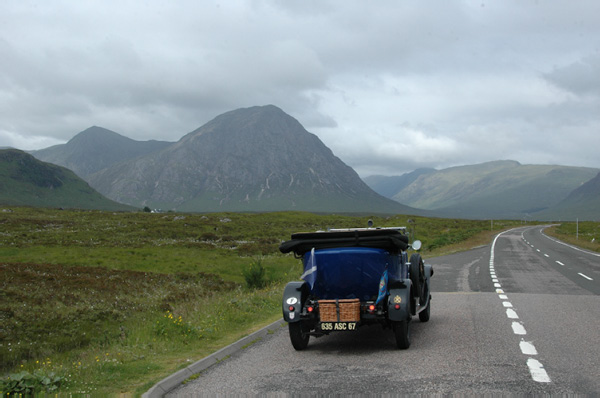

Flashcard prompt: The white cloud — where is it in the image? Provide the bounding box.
[0,129,64,150]
[0,0,599,176]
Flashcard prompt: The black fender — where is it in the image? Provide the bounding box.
[424,263,434,295]
[420,263,434,306]
[387,279,412,322]
[424,263,434,279]
[282,281,310,323]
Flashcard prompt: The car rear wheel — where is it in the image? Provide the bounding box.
[409,253,424,298]
[289,321,310,350]
[393,320,410,349]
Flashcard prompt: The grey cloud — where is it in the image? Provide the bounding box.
[544,55,600,97]
[1,0,599,174]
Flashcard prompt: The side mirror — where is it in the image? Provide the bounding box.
[411,240,422,251]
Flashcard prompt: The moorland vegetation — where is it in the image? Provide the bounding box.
[0,207,594,395]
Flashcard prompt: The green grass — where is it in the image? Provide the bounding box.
[0,206,525,396]
[0,149,134,212]
[545,222,600,253]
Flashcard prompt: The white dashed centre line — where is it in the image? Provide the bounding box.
[490,229,551,383]
[556,261,564,266]
[578,273,593,281]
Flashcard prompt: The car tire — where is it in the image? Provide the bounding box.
[289,322,310,350]
[419,291,431,323]
[409,253,424,298]
[393,320,410,349]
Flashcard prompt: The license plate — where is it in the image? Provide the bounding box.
[320,322,357,331]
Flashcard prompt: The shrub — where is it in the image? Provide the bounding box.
[243,258,267,289]
[237,242,277,256]
[0,370,64,395]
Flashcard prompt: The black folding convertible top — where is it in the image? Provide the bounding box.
[279,228,409,256]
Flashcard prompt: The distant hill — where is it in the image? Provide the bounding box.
[0,149,134,211]
[86,105,420,214]
[363,168,436,199]
[31,126,173,178]
[534,171,600,221]
[365,160,599,220]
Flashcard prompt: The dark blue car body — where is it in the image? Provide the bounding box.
[280,228,433,350]
[307,247,402,300]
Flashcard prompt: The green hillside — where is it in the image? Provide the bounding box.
[0,149,134,211]
[535,172,600,221]
[383,161,599,220]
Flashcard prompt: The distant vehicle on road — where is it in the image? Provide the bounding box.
[279,226,433,350]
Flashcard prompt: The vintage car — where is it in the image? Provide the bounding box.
[279,226,433,350]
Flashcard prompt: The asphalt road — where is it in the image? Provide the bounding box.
[168,226,600,396]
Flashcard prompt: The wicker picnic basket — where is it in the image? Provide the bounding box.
[318,299,360,322]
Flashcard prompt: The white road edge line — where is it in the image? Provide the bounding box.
[512,322,527,335]
[527,358,551,383]
[520,340,538,355]
[491,228,551,384]
[541,229,600,257]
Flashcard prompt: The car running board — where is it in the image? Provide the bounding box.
[414,294,432,315]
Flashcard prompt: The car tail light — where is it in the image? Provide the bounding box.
[289,306,295,312]
[307,306,314,313]
[394,304,401,310]
[368,304,376,313]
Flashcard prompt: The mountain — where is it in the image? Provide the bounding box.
[31,126,172,178]
[363,168,436,199]
[365,160,599,220]
[0,149,133,211]
[535,171,600,221]
[87,105,419,214]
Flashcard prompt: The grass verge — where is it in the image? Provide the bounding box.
[0,206,525,395]
[544,222,600,253]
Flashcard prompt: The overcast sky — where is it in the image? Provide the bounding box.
[1,1,599,176]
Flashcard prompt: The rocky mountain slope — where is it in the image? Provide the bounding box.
[26,105,597,219]
[32,126,172,178]
[87,105,417,213]
[0,149,133,211]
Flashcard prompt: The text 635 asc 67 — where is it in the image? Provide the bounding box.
[279,226,433,350]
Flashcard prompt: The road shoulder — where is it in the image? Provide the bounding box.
[142,318,286,398]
